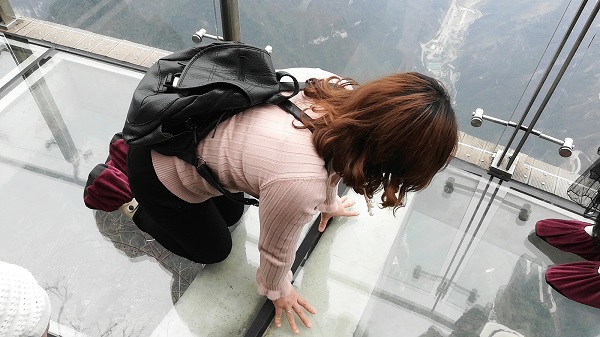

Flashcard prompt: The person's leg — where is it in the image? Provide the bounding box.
[131,200,233,263]
[128,146,232,264]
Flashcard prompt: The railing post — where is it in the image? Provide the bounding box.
[219,0,241,41]
[0,0,16,28]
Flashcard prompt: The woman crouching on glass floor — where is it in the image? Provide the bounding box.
[84,71,459,334]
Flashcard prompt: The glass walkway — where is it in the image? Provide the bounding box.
[0,0,599,336]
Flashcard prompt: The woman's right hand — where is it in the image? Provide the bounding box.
[318,195,360,232]
[272,287,317,334]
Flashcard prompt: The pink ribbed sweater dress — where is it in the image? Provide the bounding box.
[151,92,341,300]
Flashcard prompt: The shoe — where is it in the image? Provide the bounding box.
[83,163,132,211]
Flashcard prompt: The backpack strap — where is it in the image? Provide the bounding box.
[277,99,314,130]
[188,99,313,207]
[195,157,260,206]
[279,100,332,173]
[280,80,305,93]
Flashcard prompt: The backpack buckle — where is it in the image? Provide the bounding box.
[165,73,174,85]
[195,156,206,168]
[160,73,180,92]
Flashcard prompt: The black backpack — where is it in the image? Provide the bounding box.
[123,41,308,206]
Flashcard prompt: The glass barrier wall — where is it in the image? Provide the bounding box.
[238,0,585,152]
[10,0,219,52]
[8,0,589,151]
[522,10,600,173]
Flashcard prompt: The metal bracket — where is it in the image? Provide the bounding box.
[489,149,519,181]
[471,108,574,157]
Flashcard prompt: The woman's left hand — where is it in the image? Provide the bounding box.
[318,195,360,232]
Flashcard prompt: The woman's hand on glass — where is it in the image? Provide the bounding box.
[273,287,316,334]
[318,195,360,232]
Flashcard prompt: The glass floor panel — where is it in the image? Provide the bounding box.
[1,35,599,337]
[0,35,318,337]
[263,167,600,336]
[0,39,180,336]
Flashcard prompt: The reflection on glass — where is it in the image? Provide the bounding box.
[0,49,141,180]
[390,169,481,295]
[0,34,48,89]
[281,164,600,337]
[11,0,219,51]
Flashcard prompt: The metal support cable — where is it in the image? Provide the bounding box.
[504,0,600,169]
[431,176,495,310]
[432,180,503,311]
[497,0,589,166]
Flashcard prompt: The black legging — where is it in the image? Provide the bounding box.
[127,146,245,264]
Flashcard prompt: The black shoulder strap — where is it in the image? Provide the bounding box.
[192,99,311,207]
[280,81,305,93]
[195,159,260,206]
[277,99,314,130]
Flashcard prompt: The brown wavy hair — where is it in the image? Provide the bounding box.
[302,72,458,209]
